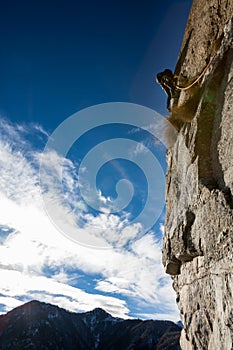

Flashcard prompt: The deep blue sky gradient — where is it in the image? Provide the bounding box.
[0,0,193,319]
[0,0,192,130]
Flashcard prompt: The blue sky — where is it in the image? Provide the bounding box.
[0,0,192,320]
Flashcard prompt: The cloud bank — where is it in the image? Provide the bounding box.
[0,117,179,321]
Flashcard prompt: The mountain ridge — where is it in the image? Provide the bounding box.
[0,300,181,350]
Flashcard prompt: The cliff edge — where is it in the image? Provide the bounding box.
[163,0,233,349]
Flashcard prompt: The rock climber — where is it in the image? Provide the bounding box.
[156,69,177,112]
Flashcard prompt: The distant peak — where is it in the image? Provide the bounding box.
[93,307,107,313]
[11,300,57,315]
[23,300,49,308]
[84,307,114,320]
[89,307,110,316]
[27,300,42,305]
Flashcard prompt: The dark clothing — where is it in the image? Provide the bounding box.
[156,69,176,112]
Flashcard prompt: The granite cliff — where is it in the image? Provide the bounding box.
[163,0,233,349]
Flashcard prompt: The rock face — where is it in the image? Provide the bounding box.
[163,0,233,349]
[0,300,181,350]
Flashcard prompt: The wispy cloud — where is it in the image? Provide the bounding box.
[0,117,179,320]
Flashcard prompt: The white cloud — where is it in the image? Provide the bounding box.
[132,142,149,156]
[0,296,23,312]
[136,312,180,322]
[0,269,129,318]
[0,118,179,321]
[33,124,50,138]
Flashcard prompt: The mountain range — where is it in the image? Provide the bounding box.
[0,300,181,349]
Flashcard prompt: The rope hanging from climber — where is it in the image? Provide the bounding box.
[156,33,224,112]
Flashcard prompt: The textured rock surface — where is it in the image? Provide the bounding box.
[163,0,233,349]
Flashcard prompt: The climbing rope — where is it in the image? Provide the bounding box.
[174,33,224,91]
